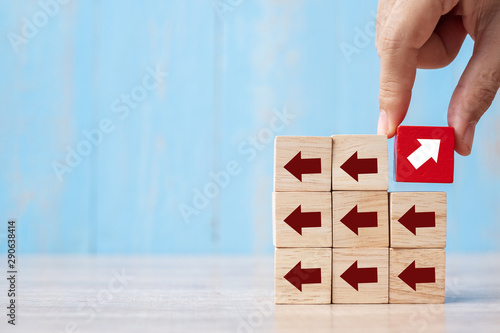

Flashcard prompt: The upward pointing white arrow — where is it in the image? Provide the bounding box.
[407,139,441,170]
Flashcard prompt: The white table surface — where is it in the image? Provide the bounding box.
[1,254,500,333]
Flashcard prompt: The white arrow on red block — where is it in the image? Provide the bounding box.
[407,139,441,170]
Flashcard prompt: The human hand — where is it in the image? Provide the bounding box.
[376,0,500,155]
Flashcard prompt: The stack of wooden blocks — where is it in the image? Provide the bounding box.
[273,135,446,304]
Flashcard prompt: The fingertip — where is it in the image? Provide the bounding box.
[462,122,476,153]
[386,125,397,139]
[457,121,475,156]
[449,117,475,156]
[454,139,472,156]
[386,108,404,139]
[378,105,409,139]
[378,85,411,139]
[377,110,388,135]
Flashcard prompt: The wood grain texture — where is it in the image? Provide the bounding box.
[274,136,332,192]
[390,248,446,303]
[332,248,389,303]
[332,191,389,248]
[275,248,332,304]
[332,135,388,190]
[3,255,500,332]
[390,192,447,248]
[273,192,332,248]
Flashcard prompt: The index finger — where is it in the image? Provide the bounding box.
[378,0,459,137]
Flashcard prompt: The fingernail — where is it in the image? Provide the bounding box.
[377,110,388,135]
[463,121,476,153]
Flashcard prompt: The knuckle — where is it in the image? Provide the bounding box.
[377,25,404,54]
[484,69,500,88]
[471,85,497,110]
[378,34,401,54]
[462,77,499,118]
[474,69,500,99]
[378,80,409,109]
[379,81,401,100]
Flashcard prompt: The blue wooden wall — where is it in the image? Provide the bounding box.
[0,0,499,254]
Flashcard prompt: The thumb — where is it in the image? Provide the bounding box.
[448,26,500,156]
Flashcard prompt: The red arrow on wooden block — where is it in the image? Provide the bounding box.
[284,261,322,291]
[398,261,436,291]
[340,205,378,235]
[398,205,436,235]
[284,205,322,235]
[340,151,378,181]
[284,151,322,181]
[340,261,378,291]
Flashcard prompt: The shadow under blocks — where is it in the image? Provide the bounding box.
[273,128,453,304]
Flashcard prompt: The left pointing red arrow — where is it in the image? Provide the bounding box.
[340,151,378,181]
[284,261,322,291]
[398,205,436,235]
[284,151,322,181]
[284,205,322,235]
[340,205,378,235]
[398,261,436,291]
[340,261,378,291]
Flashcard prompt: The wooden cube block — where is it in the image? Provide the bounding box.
[332,191,389,248]
[332,248,388,303]
[390,248,445,303]
[390,192,446,248]
[273,192,332,248]
[274,136,332,192]
[275,248,332,304]
[395,126,454,183]
[331,135,388,190]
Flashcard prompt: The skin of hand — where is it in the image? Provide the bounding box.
[376,0,500,156]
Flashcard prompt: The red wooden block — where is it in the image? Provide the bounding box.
[395,126,454,183]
